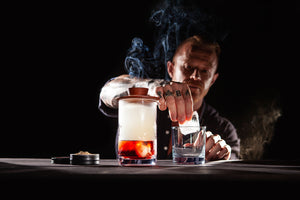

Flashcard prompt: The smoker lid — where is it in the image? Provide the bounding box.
[70,151,100,165]
[117,87,159,102]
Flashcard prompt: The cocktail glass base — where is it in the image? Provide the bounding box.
[173,156,205,165]
[119,158,156,166]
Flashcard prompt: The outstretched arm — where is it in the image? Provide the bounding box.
[99,74,165,109]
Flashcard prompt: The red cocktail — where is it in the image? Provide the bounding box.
[118,140,155,159]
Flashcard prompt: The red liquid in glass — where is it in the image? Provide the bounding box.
[118,140,155,159]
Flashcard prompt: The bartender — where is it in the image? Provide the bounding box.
[99,35,240,160]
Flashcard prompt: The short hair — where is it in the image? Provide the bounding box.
[173,35,221,63]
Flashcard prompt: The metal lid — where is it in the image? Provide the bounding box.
[70,151,100,165]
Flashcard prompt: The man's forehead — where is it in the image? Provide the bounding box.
[176,44,217,67]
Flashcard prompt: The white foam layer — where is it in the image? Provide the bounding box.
[118,100,157,140]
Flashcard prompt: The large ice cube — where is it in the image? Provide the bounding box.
[179,111,200,135]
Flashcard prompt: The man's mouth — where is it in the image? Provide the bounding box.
[184,80,201,88]
[188,85,200,89]
[183,80,202,93]
[188,85,201,95]
[188,83,201,90]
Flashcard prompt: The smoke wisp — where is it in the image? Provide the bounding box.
[237,97,281,160]
[124,1,229,80]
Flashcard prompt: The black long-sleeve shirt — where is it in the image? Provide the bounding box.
[99,99,240,160]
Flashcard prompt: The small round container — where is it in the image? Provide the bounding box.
[70,152,100,165]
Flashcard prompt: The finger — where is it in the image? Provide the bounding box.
[218,144,231,160]
[205,134,221,154]
[206,131,213,139]
[183,143,193,148]
[206,141,222,161]
[193,129,205,148]
[156,87,167,111]
[163,85,177,122]
[182,84,193,121]
[206,139,226,161]
[171,83,186,124]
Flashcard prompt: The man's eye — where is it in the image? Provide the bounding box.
[185,66,193,71]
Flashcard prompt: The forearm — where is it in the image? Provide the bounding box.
[99,74,165,109]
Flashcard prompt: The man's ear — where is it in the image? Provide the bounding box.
[210,73,219,87]
[167,61,174,79]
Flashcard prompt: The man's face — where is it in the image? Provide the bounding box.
[167,42,219,107]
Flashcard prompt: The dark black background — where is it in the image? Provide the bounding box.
[3,1,298,159]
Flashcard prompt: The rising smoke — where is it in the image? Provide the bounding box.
[124,0,229,80]
[237,96,281,160]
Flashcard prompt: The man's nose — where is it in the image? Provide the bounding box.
[190,69,201,80]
